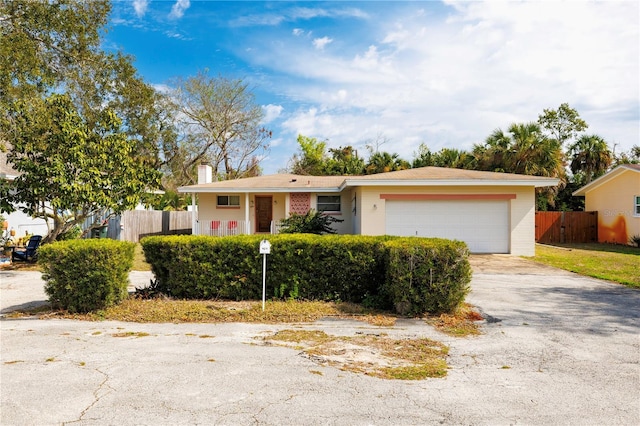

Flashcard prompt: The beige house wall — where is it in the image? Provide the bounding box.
[354,185,536,256]
[195,186,539,255]
[198,194,248,223]
[307,191,352,235]
[198,192,352,235]
[583,171,640,244]
[197,193,287,234]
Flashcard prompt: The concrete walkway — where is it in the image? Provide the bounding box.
[1,258,639,425]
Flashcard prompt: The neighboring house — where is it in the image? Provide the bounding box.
[573,164,640,244]
[179,165,558,255]
[0,148,51,239]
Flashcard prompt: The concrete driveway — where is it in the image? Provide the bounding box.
[1,257,639,425]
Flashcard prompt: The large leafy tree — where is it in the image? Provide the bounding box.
[0,0,164,240]
[163,71,271,185]
[325,146,365,175]
[2,95,160,242]
[0,0,108,105]
[288,134,328,175]
[288,135,364,176]
[537,103,588,146]
[612,145,640,166]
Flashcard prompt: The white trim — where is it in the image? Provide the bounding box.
[634,195,640,217]
[340,178,559,190]
[191,192,197,235]
[178,179,559,194]
[178,186,342,194]
[245,193,250,227]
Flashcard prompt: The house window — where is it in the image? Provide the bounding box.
[635,196,640,216]
[217,195,240,207]
[317,195,341,212]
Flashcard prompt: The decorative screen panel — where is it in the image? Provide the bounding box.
[290,193,311,215]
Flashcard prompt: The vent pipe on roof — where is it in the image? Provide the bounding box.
[198,164,213,184]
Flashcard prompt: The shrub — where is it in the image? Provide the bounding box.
[278,210,344,234]
[382,238,471,315]
[141,235,471,314]
[629,235,640,248]
[141,235,262,300]
[267,234,386,302]
[39,239,135,313]
[58,224,82,241]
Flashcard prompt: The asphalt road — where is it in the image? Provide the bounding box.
[1,256,639,425]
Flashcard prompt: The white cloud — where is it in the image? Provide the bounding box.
[151,84,172,94]
[169,0,190,20]
[292,28,304,36]
[231,6,368,28]
[313,36,333,50]
[133,0,149,18]
[289,7,369,21]
[262,104,284,124]
[248,0,638,168]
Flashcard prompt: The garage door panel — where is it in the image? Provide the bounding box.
[385,200,509,253]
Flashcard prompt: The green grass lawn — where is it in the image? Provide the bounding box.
[132,243,151,271]
[530,243,640,288]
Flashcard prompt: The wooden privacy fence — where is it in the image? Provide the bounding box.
[535,211,598,244]
[118,210,192,243]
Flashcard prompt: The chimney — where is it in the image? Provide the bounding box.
[198,164,212,184]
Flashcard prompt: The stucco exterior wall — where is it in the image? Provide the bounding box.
[308,191,352,235]
[194,186,538,255]
[355,185,536,256]
[198,194,248,224]
[584,171,640,244]
[197,192,353,235]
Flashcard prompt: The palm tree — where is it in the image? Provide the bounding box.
[431,148,472,169]
[473,122,564,178]
[569,135,612,184]
[365,151,409,174]
[472,122,565,209]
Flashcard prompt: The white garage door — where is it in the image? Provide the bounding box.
[385,200,510,253]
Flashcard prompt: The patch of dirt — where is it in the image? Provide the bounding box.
[469,254,572,275]
[260,330,449,380]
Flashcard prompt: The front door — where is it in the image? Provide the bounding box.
[255,196,273,233]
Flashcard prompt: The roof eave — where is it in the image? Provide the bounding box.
[340,178,559,189]
[177,186,342,194]
[179,177,560,193]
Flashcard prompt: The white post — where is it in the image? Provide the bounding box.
[191,193,197,235]
[259,240,271,311]
[262,253,267,311]
[245,193,250,234]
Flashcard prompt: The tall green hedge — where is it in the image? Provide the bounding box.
[142,235,471,315]
[39,239,135,313]
[383,238,472,316]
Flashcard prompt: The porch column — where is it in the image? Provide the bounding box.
[245,193,250,234]
[285,193,290,217]
[191,193,198,235]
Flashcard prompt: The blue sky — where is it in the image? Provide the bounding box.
[107,0,639,174]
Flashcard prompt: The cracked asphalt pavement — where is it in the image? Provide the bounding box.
[1,256,639,425]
